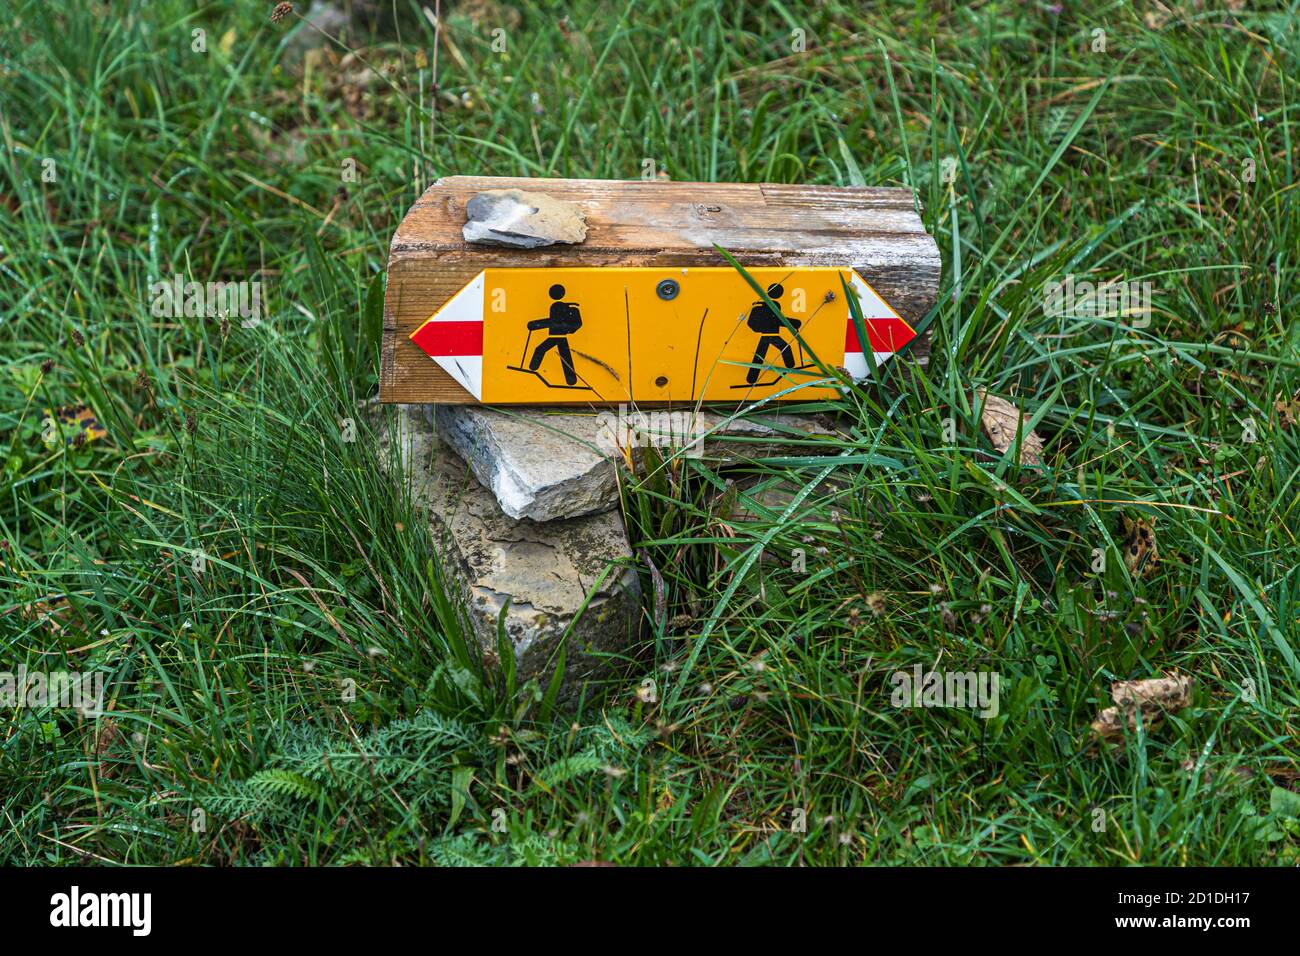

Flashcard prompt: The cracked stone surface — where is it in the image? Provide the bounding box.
[436,404,840,521]
[435,406,615,522]
[462,189,588,248]
[376,405,641,697]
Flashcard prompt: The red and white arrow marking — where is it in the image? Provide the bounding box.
[843,273,916,379]
[409,271,486,400]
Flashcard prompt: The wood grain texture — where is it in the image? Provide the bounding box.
[381,176,941,404]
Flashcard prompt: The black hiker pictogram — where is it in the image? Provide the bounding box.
[509,283,591,390]
[743,283,802,385]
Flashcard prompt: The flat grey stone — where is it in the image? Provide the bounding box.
[436,404,840,522]
[376,405,641,698]
[462,189,588,248]
[435,406,614,521]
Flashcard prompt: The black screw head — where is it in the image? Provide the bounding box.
[656,278,679,300]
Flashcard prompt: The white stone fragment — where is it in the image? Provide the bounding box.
[462,189,588,248]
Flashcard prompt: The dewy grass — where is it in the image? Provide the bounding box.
[0,0,1297,865]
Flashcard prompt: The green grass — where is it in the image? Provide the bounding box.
[1,0,1298,865]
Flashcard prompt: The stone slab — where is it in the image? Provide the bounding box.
[435,404,841,521]
[376,405,642,698]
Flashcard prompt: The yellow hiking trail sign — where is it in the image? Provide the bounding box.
[409,267,916,404]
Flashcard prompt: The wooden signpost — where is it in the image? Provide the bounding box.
[382,177,941,405]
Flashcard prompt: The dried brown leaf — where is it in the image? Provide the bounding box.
[1091,672,1192,739]
[1120,513,1160,578]
[1274,392,1300,430]
[975,389,1044,465]
[639,549,667,631]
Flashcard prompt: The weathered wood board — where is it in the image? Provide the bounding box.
[381,176,940,404]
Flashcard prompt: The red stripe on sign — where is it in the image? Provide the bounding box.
[411,320,483,357]
[844,317,917,354]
